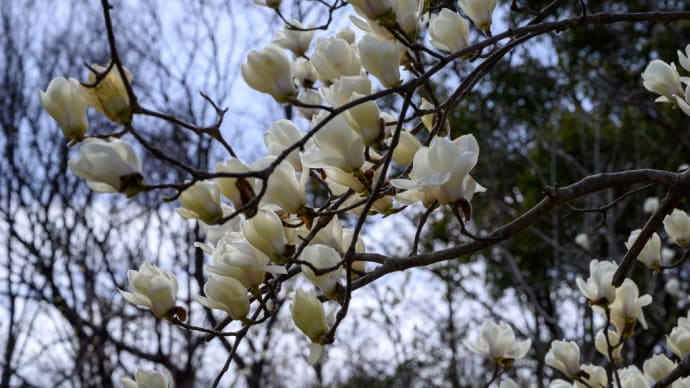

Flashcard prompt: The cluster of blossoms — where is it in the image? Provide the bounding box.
[545,196,690,386]
[641,44,690,116]
[40,0,500,376]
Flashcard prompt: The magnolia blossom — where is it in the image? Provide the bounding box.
[264,120,304,170]
[348,0,393,21]
[594,329,623,364]
[614,366,648,388]
[458,0,497,32]
[40,77,89,141]
[81,63,132,124]
[429,9,470,53]
[197,231,283,289]
[197,276,250,320]
[295,89,323,120]
[498,378,519,388]
[345,93,382,145]
[273,20,314,56]
[679,44,690,71]
[575,259,617,305]
[302,215,344,252]
[215,158,253,209]
[176,181,224,225]
[463,320,531,367]
[310,37,361,82]
[300,244,345,299]
[336,27,356,44]
[68,138,143,195]
[390,130,421,166]
[391,135,484,207]
[579,364,608,388]
[545,340,581,378]
[120,262,178,319]
[293,58,318,88]
[301,112,365,173]
[609,278,653,333]
[664,208,690,246]
[252,156,307,213]
[643,353,676,383]
[641,60,685,103]
[624,229,661,270]
[122,369,173,388]
[241,207,290,262]
[321,75,372,107]
[357,34,404,87]
[291,290,329,364]
[241,44,296,103]
[668,324,690,358]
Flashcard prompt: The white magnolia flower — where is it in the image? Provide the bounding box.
[678,43,690,72]
[579,364,608,388]
[357,34,404,87]
[215,158,253,209]
[575,259,618,305]
[641,60,685,103]
[429,9,470,53]
[264,120,304,171]
[664,209,690,247]
[613,366,648,388]
[498,377,520,388]
[458,0,497,32]
[321,75,372,107]
[390,130,421,166]
[392,0,424,37]
[241,207,290,262]
[122,368,173,388]
[241,44,296,103]
[68,138,143,195]
[609,278,653,333]
[120,262,178,318]
[273,20,314,56]
[197,276,250,320]
[624,229,661,270]
[252,156,307,214]
[198,231,282,289]
[594,328,623,364]
[291,290,329,364]
[310,37,361,82]
[301,111,365,173]
[40,77,89,141]
[300,244,345,299]
[545,340,581,378]
[336,27,356,44]
[295,89,323,120]
[345,93,382,145]
[292,58,318,88]
[390,135,484,207]
[81,63,132,124]
[463,320,531,367]
[176,181,224,225]
[643,353,676,383]
[668,324,690,358]
[348,0,393,21]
